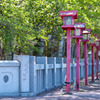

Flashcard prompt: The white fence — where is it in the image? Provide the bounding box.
[28,56,99,96]
[0,55,99,96]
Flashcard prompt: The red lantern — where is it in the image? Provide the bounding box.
[59,10,78,30]
[82,29,91,42]
[72,23,86,39]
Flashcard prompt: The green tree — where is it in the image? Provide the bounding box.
[0,0,99,59]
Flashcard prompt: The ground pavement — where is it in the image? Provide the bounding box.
[0,74,100,100]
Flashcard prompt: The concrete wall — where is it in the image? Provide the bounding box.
[0,61,20,96]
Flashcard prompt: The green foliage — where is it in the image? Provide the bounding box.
[0,0,99,56]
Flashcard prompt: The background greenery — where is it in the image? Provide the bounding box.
[0,0,99,59]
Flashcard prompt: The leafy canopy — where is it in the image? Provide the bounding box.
[0,0,99,55]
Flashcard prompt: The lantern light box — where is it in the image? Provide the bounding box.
[93,34,98,39]
[82,29,91,41]
[95,37,100,47]
[95,41,99,46]
[64,16,71,25]
[72,23,85,39]
[99,51,100,56]
[75,29,81,36]
[74,23,85,36]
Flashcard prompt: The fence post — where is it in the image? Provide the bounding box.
[61,58,64,84]
[53,57,57,87]
[29,56,37,93]
[44,57,48,90]
[94,60,96,77]
[14,55,30,93]
[73,62,76,90]
[70,63,72,82]
[99,60,100,72]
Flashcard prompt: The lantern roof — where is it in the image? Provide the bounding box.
[93,34,98,38]
[98,37,100,39]
[74,23,86,29]
[88,51,92,55]
[95,37,100,42]
[83,29,91,34]
[59,10,78,19]
[98,37,100,40]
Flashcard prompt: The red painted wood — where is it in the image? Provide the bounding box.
[76,38,80,91]
[61,25,75,30]
[96,47,99,79]
[91,46,94,81]
[72,36,83,39]
[59,10,78,19]
[84,42,88,85]
[66,28,71,93]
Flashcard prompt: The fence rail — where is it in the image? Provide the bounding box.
[29,56,100,95]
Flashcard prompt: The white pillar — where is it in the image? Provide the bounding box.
[14,55,29,93]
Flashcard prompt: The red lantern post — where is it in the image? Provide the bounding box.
[72,23,85,91]
[95,37,100,80]
[89,34,98,82]
[59,10,78,93]
[82,29,91,85]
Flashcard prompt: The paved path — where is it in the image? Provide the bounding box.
[0,74,100,100]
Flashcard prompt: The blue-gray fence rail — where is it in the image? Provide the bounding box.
[29,56,100,95]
